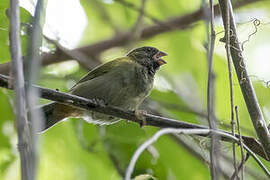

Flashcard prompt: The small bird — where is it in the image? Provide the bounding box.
[40,46,167,132]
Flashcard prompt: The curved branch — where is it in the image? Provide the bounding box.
[125,128,270,180]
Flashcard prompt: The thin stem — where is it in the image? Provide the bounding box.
[224,0,238,178]
[205,0,220,178]
[235,106,245,179]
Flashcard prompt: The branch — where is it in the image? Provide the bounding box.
[9,0,33,179]
[218,0,270,160]
[230,106,246,180]
[204,0,220,178]
[125,128,270,180]
[0,74,268,161]
[0,0,263,75]
[210,0,221,178]
[24,0,47,178]
[224,0,238,177]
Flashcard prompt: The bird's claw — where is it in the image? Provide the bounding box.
[91,98,107,107]
[135,110,147,127]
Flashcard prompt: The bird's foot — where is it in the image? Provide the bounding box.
[90,98,107,107]
[135,110,147,127]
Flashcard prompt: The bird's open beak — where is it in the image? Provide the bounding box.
[154,51,168,66]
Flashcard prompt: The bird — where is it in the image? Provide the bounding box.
[39,46,167,132]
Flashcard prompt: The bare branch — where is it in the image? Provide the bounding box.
[44,36,100,69]
[9,0,33,179]
[218,0,270,159]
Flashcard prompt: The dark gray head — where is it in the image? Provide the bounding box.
[127,46,167,75]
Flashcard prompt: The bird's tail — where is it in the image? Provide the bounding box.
[38,102,81,133]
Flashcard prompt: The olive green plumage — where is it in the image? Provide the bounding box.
[40,46,167,132]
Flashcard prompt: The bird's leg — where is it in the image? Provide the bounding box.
[90,98,107,107]
[135,110,147,127]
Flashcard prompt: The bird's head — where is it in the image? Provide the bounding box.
[127,46,167,74]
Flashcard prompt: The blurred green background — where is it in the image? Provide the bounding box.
[1,0,270,179]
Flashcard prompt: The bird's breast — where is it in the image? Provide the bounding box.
[108,65,154,109]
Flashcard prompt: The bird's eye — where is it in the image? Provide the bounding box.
[147,48,151,52]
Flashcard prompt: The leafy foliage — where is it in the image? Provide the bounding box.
[1,0,270,179]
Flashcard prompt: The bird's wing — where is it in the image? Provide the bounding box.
[69,57,131,91]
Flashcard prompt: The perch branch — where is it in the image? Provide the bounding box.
[0,74,268,161]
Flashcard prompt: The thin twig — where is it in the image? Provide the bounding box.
[204,0,220,178]
[9,0,32,179]
[230,153,250,180]
[236,106,245,179]
[224,0,238,178]
[218,0,270,159]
